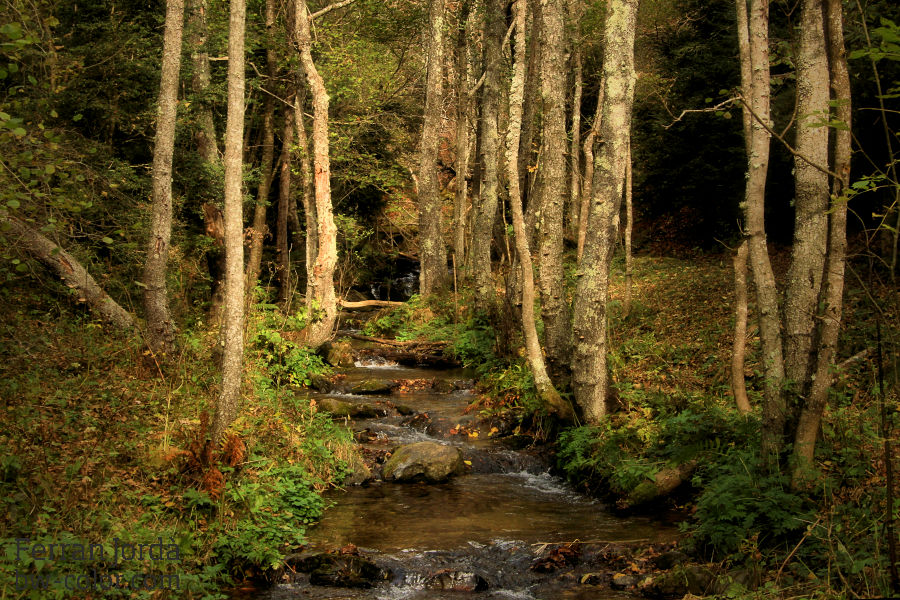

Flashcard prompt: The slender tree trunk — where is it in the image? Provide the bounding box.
[623,139,634,318]
[2,210,136,330]
[245,0,278,286]
[791,0,851,484]
[294,0,338,347]
[188,0,218,164]
[212,0,247,443]
[277,97,295,304]
[506,0,574,419]
[783,0,830,397]
[143,0,184,356]
[538,0,571,379]
[739,0,785,459]
[419,0,449,296]
[521,0,542,248]
[578,85,603,263]
[294,96,318,289]
[471,0,504,311]
[571,0,638,422]
[453,0,474,273]
[567,0,583,240]
[732,240,752,413]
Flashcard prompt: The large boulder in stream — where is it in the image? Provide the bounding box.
[350,379,396,395]
[286,552,389,588]
[382,442,463,483]
[322,340,355,368]
[317,397,384,419]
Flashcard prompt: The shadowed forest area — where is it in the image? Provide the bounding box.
[1,0,899,597]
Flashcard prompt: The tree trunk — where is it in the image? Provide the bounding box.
[212,0,247,443]
[567,0,583,240]
[521,0,542,248]
[294,0,338,347]
[245,0,278,286]
[623,139,634,318]
[453,0,474,273]
[571,0,638,423]
[277,97,295,304]
[419,0,449,296]
[537,0,571,379]
[506,0,573,420]
[739,0,785,459]
[791,0,851,485]
[578,84,603,264]
[293,91,318,283]
[2,210,136,331]
[143,0,184,356]
[731,240,751,413]
[783,0,830,397]
[188,0,218,165]
[471,0,504,311]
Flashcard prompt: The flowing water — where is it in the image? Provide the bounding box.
[242,357,679,599]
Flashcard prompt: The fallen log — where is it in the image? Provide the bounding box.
[345,333,448,351]
[338,298,406,310]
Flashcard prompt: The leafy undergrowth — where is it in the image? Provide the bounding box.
[557,251,899,598]
[0,283,356,598]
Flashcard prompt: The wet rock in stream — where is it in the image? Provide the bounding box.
[317,397,385,419]
[382,441,463,482]
[284,552,391,588]
[423,569,489,592]
[349,379,396,395]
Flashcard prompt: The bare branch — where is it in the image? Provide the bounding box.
[311,0,355,20]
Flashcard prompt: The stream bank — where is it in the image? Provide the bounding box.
[237,340,697,599]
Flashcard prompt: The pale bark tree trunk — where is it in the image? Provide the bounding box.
[732,0,752,415]
[2,210,136,331]
[520,0,542,240]
[294,96,318,289]
[212,0,247,443]
[143,0,184,356]
[578,85,603,263]
[567,0,583,240]
[623,139,634,318]
[506,0,574,419]
[188,0,218,165]
[538,0,571,378]
[453,0,474,273]
[739,0,785,458]
[791,0,850,485]
[783,0,830,397]
[571,0,638,422]
[277,98,295,304]
[471,0,504,311]
[419,0,449,296]
[245,0,278,286]
[294,0,338,347]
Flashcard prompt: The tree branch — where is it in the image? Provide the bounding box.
[311,0,355,20]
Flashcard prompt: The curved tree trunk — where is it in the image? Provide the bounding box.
[578,84,603,264]
[572,0,638,422]
[143,0,184,355]
[212,0,247,443]
[294,0,338,347]
[506,0,573,419]
[791,0,851,485]
[245,0,278,286]
[2,210,136,331]
[537,0,572,379]
[419,0,449,296]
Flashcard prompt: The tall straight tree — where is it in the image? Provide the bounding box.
[471,0,505,311]
[212,0,247,443]
[294,0,338,347]
[537,0,571,378]
[418,0,449,296]
[277,96,296,303]
[567,0,584,240]
[571,0,638,422]
[143,0,184,356]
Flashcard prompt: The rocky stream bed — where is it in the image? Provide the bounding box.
[231,341,742,600]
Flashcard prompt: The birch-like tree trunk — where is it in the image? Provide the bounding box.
[143,0,184,355]
[212,0,247,443]
[538,0,572,378]
[471,0,504,311]
[245,0,278,286]
[567,0,583,239]
[783,0,830,397]
[294,0,338,347]
[277,98,295,303]
[623,139,634,318]
[419,0,449,296]
[453,0,474,272]
[571,0,638,422]
[578,86,603,263]
[791,0,851,485]
[739,0,785,458]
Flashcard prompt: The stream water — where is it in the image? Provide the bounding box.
[245,357,679,599]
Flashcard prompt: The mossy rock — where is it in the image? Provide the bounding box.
[350,379,395,394]
[318,397,381,419]
[382,442,463,483]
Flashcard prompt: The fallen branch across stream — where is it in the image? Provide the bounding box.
[345,333,448,350]
[338,298,406,310]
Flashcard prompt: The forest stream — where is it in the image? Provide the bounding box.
[238,345,680,600]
